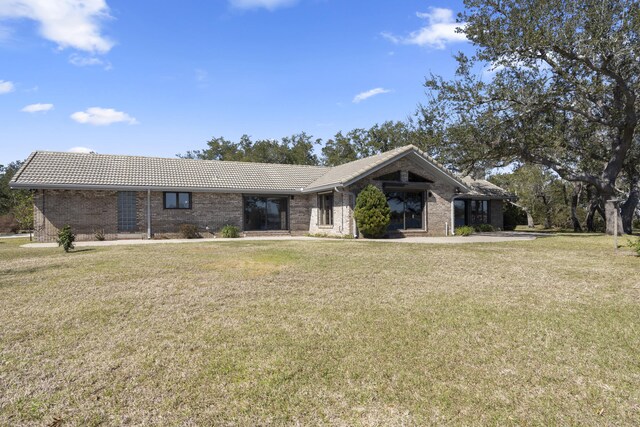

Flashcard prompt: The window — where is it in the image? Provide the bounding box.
[408,172,430,182]
[318,193,333,226]
[470,200,489,224]
[117,191,137,232]
[243,196,288,230]
[456,199,490,226]
[164,192,191,209]
[374,171,401,181]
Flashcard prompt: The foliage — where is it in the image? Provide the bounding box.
[503,202,526,231]
[321,120,437,166]
[353,185,391,238]
[455,226,475,236]
[1,161,33,231]
[11,191,33,231]
[419,0,640,233]
[628,237,640,256]
[474,223,495,232]
[179,224,201,239]
[56,225,75,252]
[220,225,241,238]
[491,165,578,229]
[0,161,22,214]
[180,133,321,166]
[94,229,106,241]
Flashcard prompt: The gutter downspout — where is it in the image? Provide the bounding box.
[334,186,357,238]
[147,189,151,239]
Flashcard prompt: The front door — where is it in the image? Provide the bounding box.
[385,191,424,230]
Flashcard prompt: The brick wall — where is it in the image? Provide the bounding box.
[147,192,243,237]
[34,189,119,242]
[308,190,353,236]
[289,194,313,234]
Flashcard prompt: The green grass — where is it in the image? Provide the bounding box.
[0,236,639,425]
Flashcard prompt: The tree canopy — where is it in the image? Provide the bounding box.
[179,133,321,166]
[419,0,640,233]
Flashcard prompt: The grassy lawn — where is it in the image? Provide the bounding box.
[1,235,639,425]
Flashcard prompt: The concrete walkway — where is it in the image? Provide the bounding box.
[20,233,537,248]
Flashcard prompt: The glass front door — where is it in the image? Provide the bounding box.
[243,196,288,230]
[454,200,466,227]
[385,191,424,230]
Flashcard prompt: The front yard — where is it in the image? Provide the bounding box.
[0,235,638,425]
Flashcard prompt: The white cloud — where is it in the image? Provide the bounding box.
[70,107,138,126]
[69,53,112,69]
[0,0,114,53]
[21,103,53,113]
[0,80,15,94]
[352,87,391,103]
[68,146,95,153]
[229,0,297,11]
[382,7,467,49]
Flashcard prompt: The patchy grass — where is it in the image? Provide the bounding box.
[0,235,639,425]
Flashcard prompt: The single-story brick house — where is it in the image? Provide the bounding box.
[10,145,511,242]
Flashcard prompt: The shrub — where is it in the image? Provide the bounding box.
[57,225,75,252]
[503,203,526,231]
[220,224,240,238]
[628,237,640,256]
[179,224,201,239]
[94,229,106,241]
[474,223,495,232]
[353,185,391,238]
[634,217,640,230]
[455,226,474,236]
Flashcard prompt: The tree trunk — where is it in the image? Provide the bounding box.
[571,183,582,232]
[585,198,605,232]
[525,210,534,228]
[621,185,639,234]
[605,200,624,236]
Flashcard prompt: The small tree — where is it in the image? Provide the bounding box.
[57,225,75,252]
[354,185,390,238]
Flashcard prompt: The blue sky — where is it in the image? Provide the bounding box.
[0,0,473,165]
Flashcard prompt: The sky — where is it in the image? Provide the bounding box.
[0,0,475,165]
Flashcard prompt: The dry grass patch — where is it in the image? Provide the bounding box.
[0,235,639,425]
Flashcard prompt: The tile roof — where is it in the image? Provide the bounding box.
[10,146,510,198]
[11,151,327,193]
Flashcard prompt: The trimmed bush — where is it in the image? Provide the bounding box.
[354,185,391,238]
[474,223,495,232]
[179,224,201,239]
[220,225,241,238]
[455,226,474,236]
[57,225,75,252]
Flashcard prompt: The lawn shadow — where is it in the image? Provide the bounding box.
[70,248,95,253]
